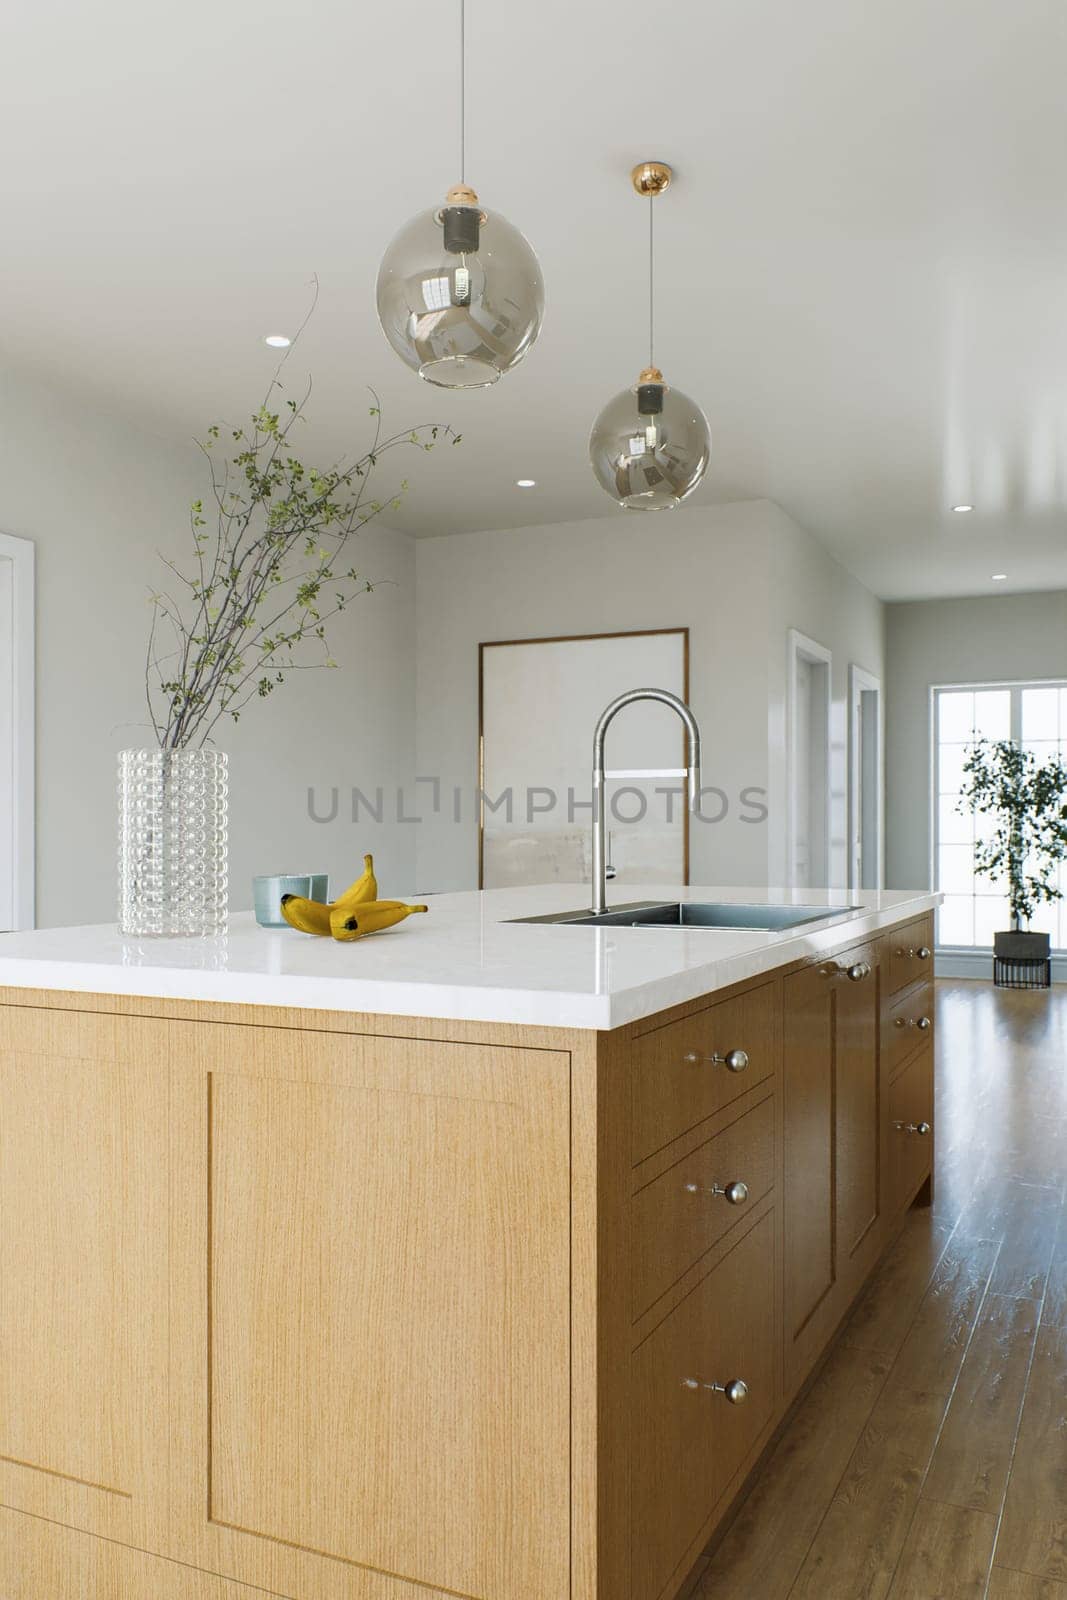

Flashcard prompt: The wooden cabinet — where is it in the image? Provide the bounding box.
[0,1008,170,1555]
[782,941,883,1394]
[0,907,936,1600]
[782,960,837,1390]
[631,1211,777,1600]
[166,1021,573,1600]
[631,982,778,1163]
[632,1092,775,1319]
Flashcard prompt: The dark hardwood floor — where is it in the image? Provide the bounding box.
[686,978,1067,1600]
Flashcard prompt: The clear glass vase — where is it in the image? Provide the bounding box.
[118,749,229,937]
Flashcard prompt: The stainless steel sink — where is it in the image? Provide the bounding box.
[510,901,861,931]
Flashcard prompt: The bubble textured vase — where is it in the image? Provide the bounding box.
[118,749,229,937]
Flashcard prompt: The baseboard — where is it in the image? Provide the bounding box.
[935,949,1067,983]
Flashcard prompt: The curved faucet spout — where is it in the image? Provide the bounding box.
[591,688,702,915]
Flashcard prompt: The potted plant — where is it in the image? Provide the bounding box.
[119,358,457,938]
[957,737,1067,986]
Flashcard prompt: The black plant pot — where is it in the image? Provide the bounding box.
[993,929,1052,989]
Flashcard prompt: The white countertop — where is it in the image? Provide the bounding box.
[0,885,939,1030]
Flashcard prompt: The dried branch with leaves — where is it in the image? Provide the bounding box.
[145,369,458,750]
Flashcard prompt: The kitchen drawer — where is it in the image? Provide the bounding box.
[886,917,934,996]
[632,984,779,1163]
[632,1093,775,1319]
[890,1045,934,1211]
[887,980,934,1079]
[631,1210,776,1600]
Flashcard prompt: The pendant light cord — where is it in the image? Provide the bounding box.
[460,0,466,182]
[648,193,655,369]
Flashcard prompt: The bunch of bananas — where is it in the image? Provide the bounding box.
[279,855,429,942]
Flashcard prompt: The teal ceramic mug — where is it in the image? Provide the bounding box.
[253,874,330,928]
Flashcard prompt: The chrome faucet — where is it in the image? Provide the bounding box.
[591,688,702,915]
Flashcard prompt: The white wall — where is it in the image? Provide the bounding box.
[885,590,1067,892]
[0,363,418,926]
[414,499,884,895]
[765,509,887,889]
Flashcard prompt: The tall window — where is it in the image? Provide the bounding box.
[934,682,1067,951]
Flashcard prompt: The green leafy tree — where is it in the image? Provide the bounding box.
[957,738,1067,929]
[146,362,458,750]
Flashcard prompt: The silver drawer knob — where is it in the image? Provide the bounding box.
[847,960,871,981]
[917,1015,931,1030]
[686,1179,750,1205]
[896,1014,932,1031]
[894,1119,931,1136]
[683,1047,749,1072]
[917,946,931,960]
[681,1377,749,1404]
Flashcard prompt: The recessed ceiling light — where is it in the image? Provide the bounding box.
[991,573,1008,582]
[951,504,974,513]
[264,334,291,348]
[516,478,536,488]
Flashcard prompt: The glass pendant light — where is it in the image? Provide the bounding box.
[589,162,711,508]
[376,1,544,389]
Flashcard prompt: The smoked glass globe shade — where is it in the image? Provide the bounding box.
[588,377,711,509]
[376,192,544,388]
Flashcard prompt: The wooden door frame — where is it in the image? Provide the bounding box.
[0,532,34,930]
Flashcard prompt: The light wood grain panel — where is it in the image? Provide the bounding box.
[632,1091,774,1319]
[996,1321,1067,1581]
[885,1499,997,1598]
[699,1342,891,1599]
[924,1293,1038,1513]
[631,1210,777,1600]
[631,980,780,1163]
[790,1385,948,1599]
[169,1024,572,1600]
[0,1008,170,1548]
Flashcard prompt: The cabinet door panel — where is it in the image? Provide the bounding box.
[0,1008,170,1550]
[169,1023,572,1600]
[631,1210,776,1600]
[783,963,835,1374]
[835,943,882,1275]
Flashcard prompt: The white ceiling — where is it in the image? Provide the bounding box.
[3,0,1067,601]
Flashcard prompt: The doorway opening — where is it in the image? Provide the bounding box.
[0,532,35,931]
[849,664,882,892]
[787,629,832,890]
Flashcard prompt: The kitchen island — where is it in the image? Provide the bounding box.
[0,884,938,1600]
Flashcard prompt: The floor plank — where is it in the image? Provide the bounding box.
[996,1321,1067,1581]
[787,1386,948,1600]
[922,1293,1039,1514]
[987,1569,1067,1600]
[885,1499,997,1598]
[841,1213,955,1359]
[697,1345,891,1598]
[886,1234,999,1395]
